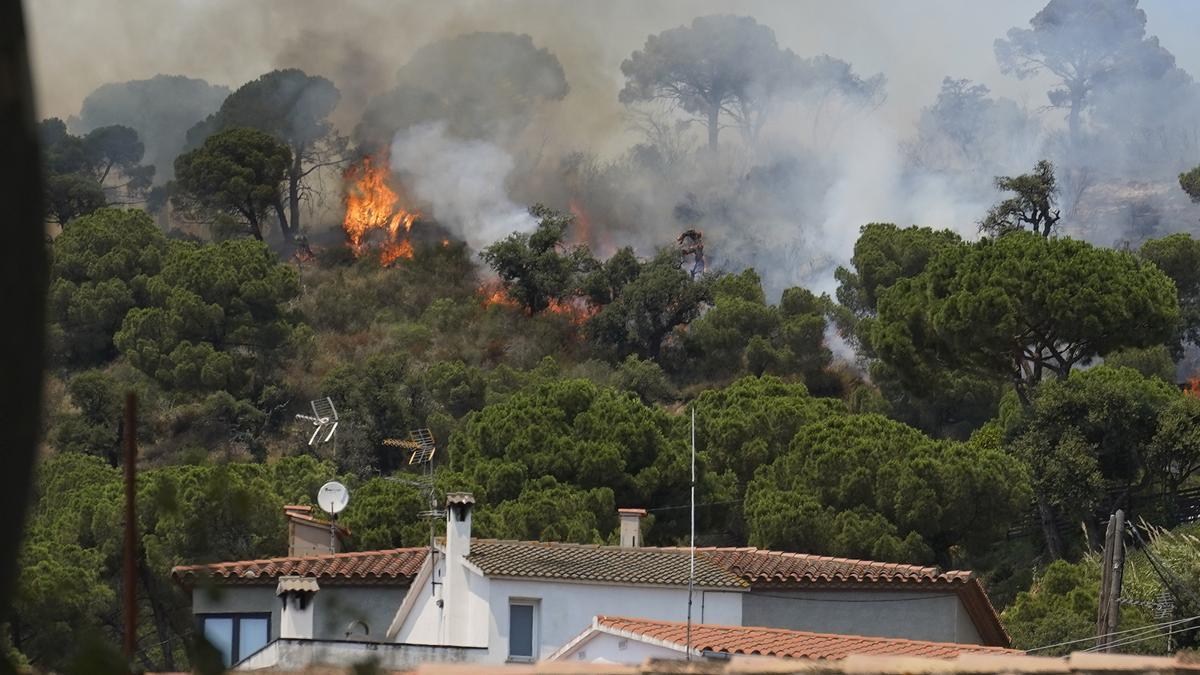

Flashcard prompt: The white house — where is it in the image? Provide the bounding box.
[173,493,1009,669]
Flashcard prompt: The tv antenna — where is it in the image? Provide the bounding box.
[384,428,442,592]
[382,428,437,466]
[296,397,339,445]
[317,480,350,552]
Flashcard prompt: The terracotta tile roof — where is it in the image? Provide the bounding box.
[171,547,427,586]
[589,616,1021,660]
[465,541,968,588]
[466,540,747,588]
[698,548,969,585]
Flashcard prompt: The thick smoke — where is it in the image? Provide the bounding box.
[71,75,229,183]
[390,122,537,250]
[26,0,1200,296]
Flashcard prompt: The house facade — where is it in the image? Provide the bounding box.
[173,493,1008,669]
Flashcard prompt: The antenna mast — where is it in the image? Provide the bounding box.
[686,405,695,660]
[383,429,442,593]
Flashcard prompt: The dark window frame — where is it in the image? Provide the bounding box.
[197,612,272,666]
[507,599,539,662]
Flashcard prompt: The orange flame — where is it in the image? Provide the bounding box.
[477,279,595,324]
[343,155,418,263]
[478,280,519,309]
[568,198,591,246]
[1186,376,1200,399]
[546,297,599,326]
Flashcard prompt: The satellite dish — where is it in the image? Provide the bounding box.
[317,481,350,516]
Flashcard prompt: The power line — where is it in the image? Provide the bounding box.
[1081,615,1200,653]
[648,499,742,513]
[1025,614,1200,653]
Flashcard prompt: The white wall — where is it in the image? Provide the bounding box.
[392,559,744,664]
[557,631,681,665]
[391,553,490,648]
[484,578,742,663]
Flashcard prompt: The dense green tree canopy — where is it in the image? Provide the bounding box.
[187,69,343,237]
[587,250,711,361]
[48,208,168,365]
[173,127,291,241]
[834,223,964,321]
[446,378,712,543]
[683,271,831,385]
[1002,559,1100,654]
[745,413,1029,567]
[1141,233,1200,355]
[834,222,1000,437]
[1006,366,1179,535]
[38,118,153,224]
[695,375,844,480]
[480,204,595,314]
[1180,165,1200,204]
[113,238,300,396]
[872,231,1179,405]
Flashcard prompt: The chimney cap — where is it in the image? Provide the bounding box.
[618,508,647,517]
[284,504,314,514]
[447,492,476,506]
[276,576,320,596]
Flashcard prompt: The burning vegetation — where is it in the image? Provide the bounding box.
[342,154,419,264]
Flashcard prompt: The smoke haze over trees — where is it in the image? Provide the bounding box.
[26,0,1200,297]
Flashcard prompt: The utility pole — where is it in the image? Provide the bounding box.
[1095,509,1126,652]
[122,393,139,661]
[686,406,695,661]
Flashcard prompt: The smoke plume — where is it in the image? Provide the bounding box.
[25,0,1200,297]
[390,122,537,250]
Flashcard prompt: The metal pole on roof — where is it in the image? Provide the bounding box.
[686,405,695,660]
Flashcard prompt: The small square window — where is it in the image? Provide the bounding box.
[508,601,538,662]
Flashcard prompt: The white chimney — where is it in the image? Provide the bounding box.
[446,492,474,557]
[443,492,476,645]
[618,508,646,547]
[276,576,319,639]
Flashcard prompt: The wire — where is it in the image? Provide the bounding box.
[1080,616,1200,653]
[1082,622,1180,653]
[648,497,739,511]
[1025,614,1200,653]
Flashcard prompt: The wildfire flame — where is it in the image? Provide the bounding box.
[1186,376,1200,399]
[546,297,599,326]
[478,280,596,325]
[568,198,591,247]
[478,280,519,309]
[343,154,419,263]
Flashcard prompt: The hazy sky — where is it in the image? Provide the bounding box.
[24,1,1200,137]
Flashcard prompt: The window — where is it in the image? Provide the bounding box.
[199,613,271,666]
[508,600,538,662]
